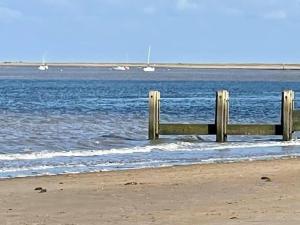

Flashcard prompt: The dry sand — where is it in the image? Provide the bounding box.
[1,158,300,225]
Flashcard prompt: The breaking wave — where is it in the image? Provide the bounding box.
[1,140,300,161]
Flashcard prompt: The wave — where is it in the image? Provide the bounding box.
[1,140,300,161]
[0,160,167,174]
[0,164,86,173]
[1,153,300,179]
[100,134,139,141]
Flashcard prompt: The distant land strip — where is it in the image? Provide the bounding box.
[1,62,300,70]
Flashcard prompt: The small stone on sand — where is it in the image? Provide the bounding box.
[124,182,138,186]
[39,188,47,193]
[261,176,272,182]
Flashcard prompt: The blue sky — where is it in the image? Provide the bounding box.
[0,0,300,63]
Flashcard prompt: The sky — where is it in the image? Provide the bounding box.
[0,0,300,63]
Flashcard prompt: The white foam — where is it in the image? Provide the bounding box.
[1,152,300,179]
[168,140,300,152]
[0,143,179,161]
[0,140,300,161]
[0,164,86,173]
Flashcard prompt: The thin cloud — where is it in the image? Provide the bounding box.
[222,7,244,16]
[176,0,199,11]
[263,10,287,20]
[143,6,156,14]
[0,6,22,23]
[41,0,74,7]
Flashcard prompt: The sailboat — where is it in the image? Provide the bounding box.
[143,46,155,72]
[38,56,48,71]
[113,66,126,71]
[112,65,130,71]
[112,54,130,71]
[38,64,48,71]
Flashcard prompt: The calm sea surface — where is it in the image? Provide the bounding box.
[0,66,300,178]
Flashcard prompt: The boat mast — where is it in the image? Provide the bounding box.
[147,46,151,65]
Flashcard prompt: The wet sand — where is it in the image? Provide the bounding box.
[1,158,300,225]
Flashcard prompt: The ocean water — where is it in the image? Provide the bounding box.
[0,66,300,178]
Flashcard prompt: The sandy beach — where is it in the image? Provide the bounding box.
[1,158,300,225]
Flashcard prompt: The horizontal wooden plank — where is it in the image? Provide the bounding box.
[159,124,215,135]
[227,124,282,135]
[294,122,300,131]
[293,110,300,122]
[159,124,282,135]
[293,110,300,131]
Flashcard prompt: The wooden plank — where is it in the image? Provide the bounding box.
[148,91,160,140]
[159,124,215,135]
[293,110,300,131]
[159,124,282,136]
[215,90,229,142]
[227,124,282,135]
[293,110,300,122]
[281,90,294,141]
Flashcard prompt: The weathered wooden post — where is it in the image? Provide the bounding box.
[149,91,160,140]
[281,90,294,141]
[215,90,229,142]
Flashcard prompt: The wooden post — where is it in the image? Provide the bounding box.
[215,90,229,142]
[149,91,160,140]
[281,90,294,141]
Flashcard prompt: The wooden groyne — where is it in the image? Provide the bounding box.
[148,90,300,142]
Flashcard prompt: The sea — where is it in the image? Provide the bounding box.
[0,66,300,179]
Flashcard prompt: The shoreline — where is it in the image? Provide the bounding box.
[1,62,300,70]
[1,154,299,181]
[1,158,300,224]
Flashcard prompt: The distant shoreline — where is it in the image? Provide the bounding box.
[1,62,300,70]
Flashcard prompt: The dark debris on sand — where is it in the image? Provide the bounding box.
[261,176,272,182]
[34,187,47,193]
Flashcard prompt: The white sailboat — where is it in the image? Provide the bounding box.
[38,64,48,71]
[143,46,155,72]
[112,54,130,71]
[113,66,126,71]
[112,65,130,71]
[38,56,48,71]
